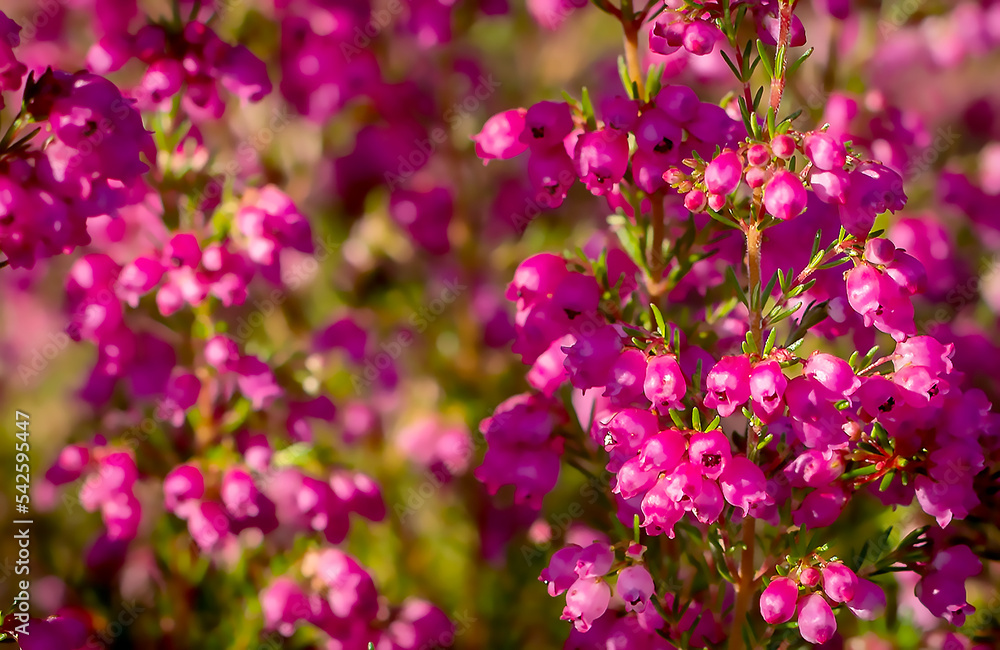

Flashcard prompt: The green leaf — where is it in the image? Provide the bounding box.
[650,303,667,339]
[787,47,815,77]
[581,86,597,130]
[668,409,687,429]
[756,40,774,79]
[761,269,780,305]
[762,327,778,355]
[842,464,879,481]
[692,407,702,431]
[720,50,743,82]
[646,63,665,100]
[726,266,748,306]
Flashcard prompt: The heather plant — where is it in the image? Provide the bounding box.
[0,1,997,649]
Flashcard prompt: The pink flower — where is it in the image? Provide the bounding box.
[704,355,752,417]
[616,565,655,613]
[764,169,808,221]
[688,430,732,480]
[719,457,768,516]
[561,577,611,632]
[822,562,858,603]
[847,579,886,621]
[644,355,687,412]
[705,150,743,195]
[472,108,529,162]
[760,577,798,624]
[797,594,837,644]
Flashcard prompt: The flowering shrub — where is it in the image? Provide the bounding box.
[0,0,999,649]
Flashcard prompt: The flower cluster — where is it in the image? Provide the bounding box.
[0,22,154,268]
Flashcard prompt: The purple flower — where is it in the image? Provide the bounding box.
[561,325,623,390]
[389,187,453,255]
[759,577,798,624]
[803,352,861,400]
[521,101,575,149]
[640,476,685,537]
[574,129,630,195]
[634,108,683,157]
[915,545,982,626]
[811,168,850,204]
[793,486,847,528]
[682,21,722,55]
[783,449,844,487]
[540,545,583,597]
[260,578,311,637]
[235,354,283,410]
[574,542,614,579]
[847,578,886,621]
[615,455,659,499]
[527,148,576,207]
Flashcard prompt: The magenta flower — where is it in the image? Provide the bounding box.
[638,429,687,472]
[821,562,858,603]
[688,430,732,480]
[616,565,655,613]
[540,545,583,597]
[759,577,798,624]
[703,355,752,417]
[764,169,808,221]
[705,150,743,195]
[472,108,529,162]
[562,577,611,632]
[634,108,683,156]
[643,354,687,412]
[915,545,982,626]
[810,168,850,204]
[164,464,205,512]
[521,101,575,150]
[615,455,659,499]
[574,129,630,195]
[797,594,837,644]
[847,578,886,621]
[793,486,847,528]
[749,360,787,422]
[682,21,722,55]
[803,133,846,170]
[719,456,769,515]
